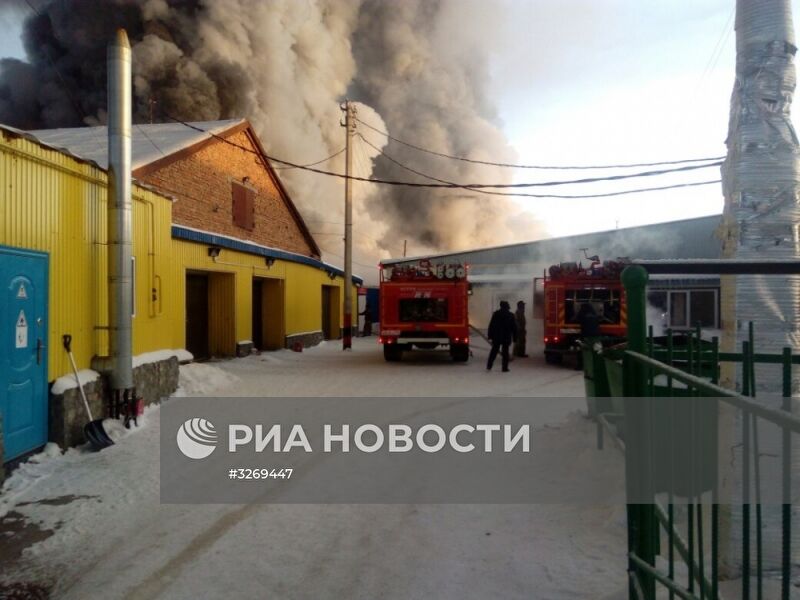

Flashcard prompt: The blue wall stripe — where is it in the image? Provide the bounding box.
[171,226,363,284]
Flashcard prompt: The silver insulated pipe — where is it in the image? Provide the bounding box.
[722,0,800,388]
[720,0,800,573]
[107,29,134,391]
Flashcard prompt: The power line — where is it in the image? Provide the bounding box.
[136,124,166,157]
[697,6,735,93]
[272,147,346,170]
[306,219,345,225]
[358,131,475,187]
[459,179,721,199]
[355,115,725,170]
[166,113,721,191]
[14,3,723,195]
[358,131,721,200]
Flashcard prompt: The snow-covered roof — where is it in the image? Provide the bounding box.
[28,119,245,171]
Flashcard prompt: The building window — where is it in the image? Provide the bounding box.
[231,181,255,231]
[689,290,716,328]
[649,288,718,330]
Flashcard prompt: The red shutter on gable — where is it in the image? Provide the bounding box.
[232,182,255,231]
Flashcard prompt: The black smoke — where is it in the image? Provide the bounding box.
[0,0,248,127]
[0,0,542,256]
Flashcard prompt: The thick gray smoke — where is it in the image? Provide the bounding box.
[0,0,543,267]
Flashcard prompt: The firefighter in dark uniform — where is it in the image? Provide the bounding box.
[577,302,601,338]
[513,300,528,358]
[487,300,517,372]
[359,302,373,337]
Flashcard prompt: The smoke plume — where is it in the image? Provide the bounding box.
[0,0,543,269]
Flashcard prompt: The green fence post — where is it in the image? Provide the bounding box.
[622,265,656,600]
[781,347,792,600]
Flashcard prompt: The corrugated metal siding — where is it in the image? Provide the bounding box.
[169,239,285,351]
[0,131,173,380]
[171,238,357,348]
[1,128,361,375]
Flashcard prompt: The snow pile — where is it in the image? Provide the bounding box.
[0,443,64,519]
[132,348,193,368]
[173,362,241,397]
[1,338,623,599]
[50,369,100,395]
[0,405,160,519]
[100,404,158,442]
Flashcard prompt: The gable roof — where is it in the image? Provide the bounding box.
[29,119,245,171]
[27,119,321,257]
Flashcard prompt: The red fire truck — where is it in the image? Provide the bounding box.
[378,259,470,362]
[540,253,627,364]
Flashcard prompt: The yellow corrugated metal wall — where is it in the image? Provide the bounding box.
[1,129,361,374]
[169,239,357,352]
[0,131,173,381]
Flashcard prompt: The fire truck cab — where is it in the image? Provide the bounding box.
[378,260,470,362]
[540,255,627,364]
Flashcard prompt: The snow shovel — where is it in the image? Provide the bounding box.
[62,334,115,450]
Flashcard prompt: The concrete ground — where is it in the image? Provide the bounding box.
[0,336,628,599]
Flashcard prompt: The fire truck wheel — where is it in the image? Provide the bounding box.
[384,345,403,362]
[450,343,469,362]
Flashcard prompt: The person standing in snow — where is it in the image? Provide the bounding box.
[360,302,373,337]
[487,300,517,372]
[513,300,528,358]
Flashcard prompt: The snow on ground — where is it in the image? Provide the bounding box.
[172,361,241,397]
[1,336,628,599]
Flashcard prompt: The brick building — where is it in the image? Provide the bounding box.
[31,119,360,358]
[0,119,361,472]
[133,120,319,258]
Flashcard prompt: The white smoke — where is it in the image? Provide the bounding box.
[0,0,546,280]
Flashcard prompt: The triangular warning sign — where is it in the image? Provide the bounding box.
[17,310,26,328]
[17,283,27,299]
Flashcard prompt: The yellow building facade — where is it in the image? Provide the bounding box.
[0,125,358,386]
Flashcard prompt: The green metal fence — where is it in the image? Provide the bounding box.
[611,263,800,600]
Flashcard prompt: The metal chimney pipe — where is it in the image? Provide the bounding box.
[107,29,133,391]
[720,0,800,575]
[721,0,800,389]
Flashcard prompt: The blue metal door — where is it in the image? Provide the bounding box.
[0,247,48,461]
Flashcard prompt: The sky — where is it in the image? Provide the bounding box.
[1,1,799,242]
[492,0,800,237]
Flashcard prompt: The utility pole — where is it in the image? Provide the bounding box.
[403,240,407,257]
[341,101,357,350]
